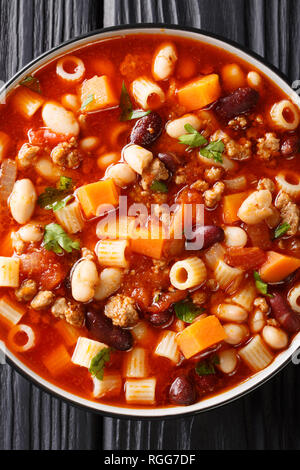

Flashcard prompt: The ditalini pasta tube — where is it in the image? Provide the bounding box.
[275,172,300,198]
[125,378,156,405]
[93,372,122,398]
[0,257,19,287]
[96,240,130,268]
[0,296,24,326]
[124,347,148,378]
[131,77,165,109]
[56,55,86,83]
[71,337,107,368]
[8,324,36,352]
[270,100,300,130]
[155,331,180,364]
[239,335,273,371]
[55,200,85,234]
[170,257,207,290]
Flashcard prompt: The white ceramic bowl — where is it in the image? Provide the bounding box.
[2,25,300,418]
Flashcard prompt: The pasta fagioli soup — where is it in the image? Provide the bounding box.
[0,33,299,408]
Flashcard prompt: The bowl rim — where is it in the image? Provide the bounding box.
[1,23,300,419]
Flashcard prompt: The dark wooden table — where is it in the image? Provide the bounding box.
[0,0,300,450]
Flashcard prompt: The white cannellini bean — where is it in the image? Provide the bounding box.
[237,190,273,225]
[10,179,37,224]
[105,163,136,187]
[249,308,266,333]
[42,102,80,137]
[94,268,123,301]
[71,259,99,303]
[224,226,247,247]
[61,94,80,113]
[166,114,201,139]
[217,349,238,374]
[223,323,249,345]
[214,304,248,323]
[247,71,262,89]
[35,158,61,182]
[152,42,178,81]
[80,137,100,152]
[18,222,44,243]
[262,326,288,350]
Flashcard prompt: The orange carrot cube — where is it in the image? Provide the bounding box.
[177,74,221,111]
[259,251,300,283]
[223,191,249,224]
[176,315,226,359]
[77,179,119,218]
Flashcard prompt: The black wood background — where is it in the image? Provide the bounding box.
[0,0,300,450]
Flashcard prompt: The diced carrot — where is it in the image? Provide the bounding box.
[259,251,300,283]
[223,191,249,224]
[176,315,226,359]
[43,344,71,377]
[80,75,119,112]
[130,224,184,260]
[54,320,81,347]
[77,179,119,218]
[177,74,221,111]
[225,247,267,270]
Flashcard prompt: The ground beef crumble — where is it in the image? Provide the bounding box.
[275,191,300,236]
[104,294,139,327]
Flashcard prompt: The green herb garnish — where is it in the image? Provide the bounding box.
[274,222,291,239]
[89,347,112,381]
[178,124,208,149]
[43,223,80,254]
[174,300,204,324]
[38,176,74,212]
[58,176,73,191]
[20,75,41,93]
[254,271,273,298]
[120,81,151,121]
[150,180,168,193]
[199,140,224,163]
[81,93,94,110]
[195,355,220,376]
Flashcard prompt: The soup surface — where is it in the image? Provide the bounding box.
[0,33,299,408]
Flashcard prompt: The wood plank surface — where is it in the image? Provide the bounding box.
[0,0,299,450]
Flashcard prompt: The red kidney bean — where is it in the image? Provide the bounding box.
[185,225,224,250]
[86,310,133,351]
[269,292,300,333]
[169,375,197,405]
[157,152,179,173]
[194,373,218,395]
[280,135,300,156]
[147,311,173,327]
[130,112,163,147]
[214,87,259,121]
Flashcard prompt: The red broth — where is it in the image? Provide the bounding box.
[0,33,298,408]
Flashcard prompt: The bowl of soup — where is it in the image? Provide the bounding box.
[0,25,299,417]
